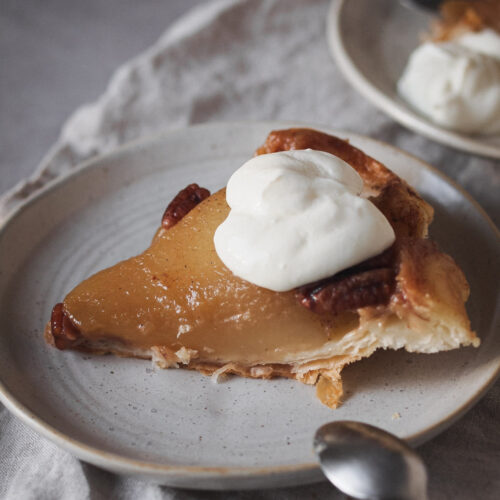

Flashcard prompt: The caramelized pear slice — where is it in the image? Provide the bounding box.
[62,189,358,366]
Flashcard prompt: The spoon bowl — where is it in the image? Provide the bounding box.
[314,421,428,500]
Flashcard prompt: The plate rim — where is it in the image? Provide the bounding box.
[0,120,499,487]
[327,0,500,160]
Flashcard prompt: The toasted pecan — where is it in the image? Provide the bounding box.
[162,183,210,229]
[50,303,82,349]
[296,246,397,315]
[298,268,395,315]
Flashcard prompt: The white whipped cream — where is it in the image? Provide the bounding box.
[214,149,396,292]
[457,28,500,62]
[397,30,500,135]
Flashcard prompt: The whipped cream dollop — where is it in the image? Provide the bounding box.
[214,149,396,292]
[457,28,500,62]
[397,29,500,135]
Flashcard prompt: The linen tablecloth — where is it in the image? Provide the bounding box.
[1,1,498,498]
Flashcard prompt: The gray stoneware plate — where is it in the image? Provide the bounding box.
[0,122,499,490]
[328,0,500,159]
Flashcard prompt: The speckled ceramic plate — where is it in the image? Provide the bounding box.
[328,0,500,159]
[0,122,498,490]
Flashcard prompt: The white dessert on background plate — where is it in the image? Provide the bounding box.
[457,28,500,61]
[398,27,500,135]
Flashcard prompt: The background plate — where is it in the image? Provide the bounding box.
[328,0,500,159]
[0,122,498,489]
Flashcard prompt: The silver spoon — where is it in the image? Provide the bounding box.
[314,421,428,500]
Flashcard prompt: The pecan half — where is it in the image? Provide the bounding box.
[344,245,396,274]
[297,268,395,315]
[296,246,397,315]
[162,184,210,229]
[50,303,82,350]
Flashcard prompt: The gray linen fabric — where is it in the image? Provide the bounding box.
[0,0,498,498]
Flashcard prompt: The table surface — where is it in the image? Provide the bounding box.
[0,0,203,196]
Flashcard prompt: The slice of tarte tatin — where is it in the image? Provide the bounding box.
[46,128,478,408]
